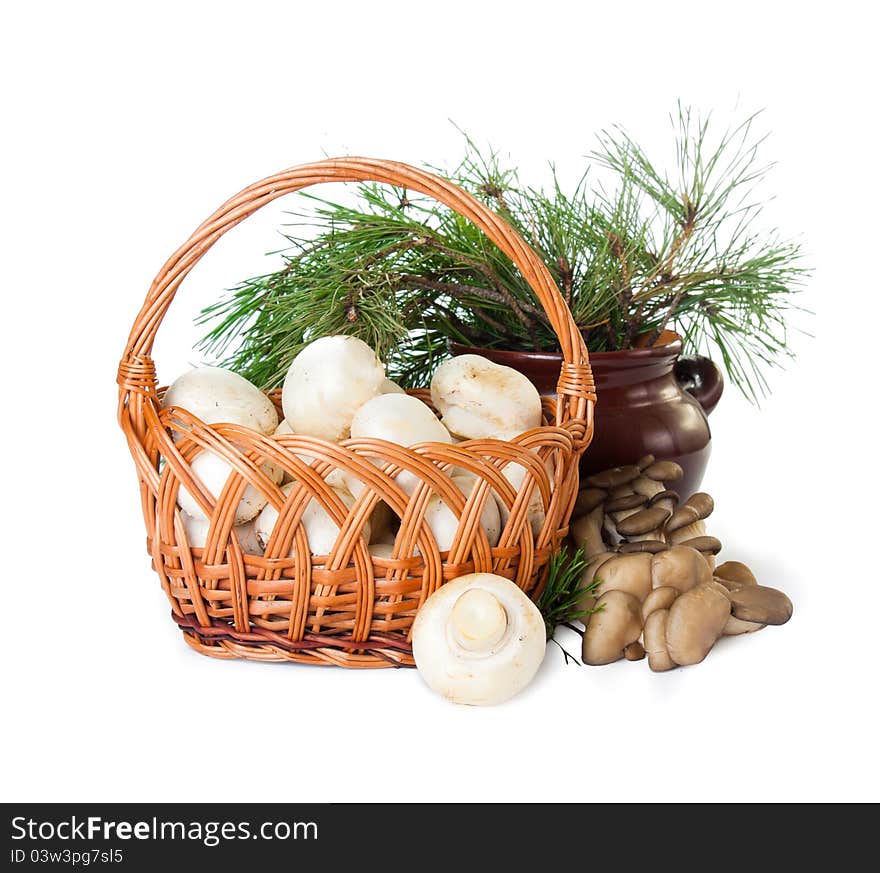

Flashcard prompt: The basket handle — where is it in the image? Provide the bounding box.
[119,157,596,431]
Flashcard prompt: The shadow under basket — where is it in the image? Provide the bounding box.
[117,157,596,668]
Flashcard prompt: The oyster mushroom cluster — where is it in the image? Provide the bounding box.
[569,456,793,671]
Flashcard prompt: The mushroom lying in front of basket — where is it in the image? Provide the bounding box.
[568,456,793,671]
[412,573,546,705]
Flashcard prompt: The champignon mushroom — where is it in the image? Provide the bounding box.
[180,512,265,555]
[422,474,502,551]
[349,392,453,496]
[411,573,546,705]
[582,590,643,665]
[380,378,407,395]
[665,583,731,665]
[650,545,712,593]
[281,335,386,442]
[162,366,279,439]
[254,481,370,556]
[429,354,542,440]
[644,609,677,672]
[495,454,553,537]
[177,449,284,526]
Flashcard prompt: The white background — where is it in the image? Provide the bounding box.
[2,1,877,803]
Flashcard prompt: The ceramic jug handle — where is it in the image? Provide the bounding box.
[674,355,724,415]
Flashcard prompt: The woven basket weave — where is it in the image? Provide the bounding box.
[117,158,596,668]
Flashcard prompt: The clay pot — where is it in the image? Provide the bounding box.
[449,332,723,496]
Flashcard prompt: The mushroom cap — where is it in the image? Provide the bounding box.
[618,540,670,555]
[728,585,793,626]
[615,505,672,536]
[642,460,684,482]
[593,553,654,601]
[636,454,656,471]
[422,473,502,551]
[571,505,606,558]
[351,392,453,447]
[281,335,386,442]
[665,583,731,665]
[254,481,370,556]
[648,489,680,507]
[162,366,279,437]
[651,545,712,593]
[582,590,643,665]
[380,377,407,395]
[631,475,665,498]
[723,615,766,636]
[624,641,646,661]
[714,560,758,589]
[642,586,679,622]
[429,354,542,440]
[574,487,607,515]
[667,492,715,532]
[667,519,707,546]
[411,573,546,705]
[643,609,676,672]
[585,465,641,490]
[177,450,284,526]
[677,535,723,555]
[605,493,649,513]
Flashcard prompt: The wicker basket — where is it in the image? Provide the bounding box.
[117,158,596,668]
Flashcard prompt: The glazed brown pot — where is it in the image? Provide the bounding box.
[449,331,724,496]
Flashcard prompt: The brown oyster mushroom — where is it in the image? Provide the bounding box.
[618,540,670,555]
[651,545,712,594]
[571,505,605,558]
[714,560,758,590]
[667,493,715,545]
[576,551,617,614]
[585,465,641,490]
[616,505,673,539]
[574,487,607,515]
[728,585,793,626]
[665,583,732,665]
[643,609,676,672]
[582,590,643,665]
[605,493,649,513]
[642,586,680,622]
[593,552,654,601]
[624,642,646,661]
[642,460,684,482]
[636,454,656,471]
[677,534,723,572]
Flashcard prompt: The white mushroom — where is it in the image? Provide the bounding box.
[411,573,546,706]
[429,354,542,440]
[254,481,370,556]
[349,392,453,497]
[380,378,407,395]
[281,335,385,442]
[422,474,502,551]
[162,366,279,438]
[177,449,284,525]
[180,512,264,555]
[495,454,553,538]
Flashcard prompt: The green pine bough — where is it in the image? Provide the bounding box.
[197,107,809,401]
